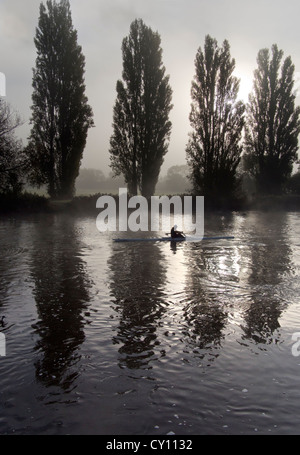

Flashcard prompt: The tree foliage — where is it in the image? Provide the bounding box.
[0,99,25,194]
[109,19,173,197]
[27,0,93,199]
[287,172,300,195]
[186,35,245,200]
[244,44,300,194]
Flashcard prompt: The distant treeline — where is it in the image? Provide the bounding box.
[75,165,191,195]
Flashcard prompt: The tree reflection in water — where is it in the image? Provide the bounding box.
[182,243,228,366]
[179,211,292,364]
[241,212,292,346]
[30,214,91,390]
[108,242,168,370]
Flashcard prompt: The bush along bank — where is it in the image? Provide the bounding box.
[1,192,300,216]
[0,192,50,214]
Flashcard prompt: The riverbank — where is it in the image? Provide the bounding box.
[1,192,300,216]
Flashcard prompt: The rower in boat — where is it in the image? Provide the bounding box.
[171,225,185,239]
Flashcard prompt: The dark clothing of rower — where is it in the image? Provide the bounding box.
[171,225,185,239]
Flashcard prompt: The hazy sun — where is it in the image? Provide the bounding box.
[234,70,254,103]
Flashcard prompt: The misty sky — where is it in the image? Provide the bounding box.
[1,0,300,175]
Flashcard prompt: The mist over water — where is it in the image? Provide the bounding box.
[0,211,300,435]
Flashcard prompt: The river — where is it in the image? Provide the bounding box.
[0,210,300,435]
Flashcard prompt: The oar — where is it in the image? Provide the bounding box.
[165,232,186,238]
[202,235,234,240]
[166,234,235,240]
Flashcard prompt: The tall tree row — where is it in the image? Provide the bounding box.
[186,35,245,200]
[27,0,94,199]
[1,3,299,201]
[186,37,300,199]
[244,44,300,194]
[109,19,173,197]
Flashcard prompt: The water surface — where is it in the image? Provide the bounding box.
[0,211,300,435]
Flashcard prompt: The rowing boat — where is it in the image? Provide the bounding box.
[113,235,234,243]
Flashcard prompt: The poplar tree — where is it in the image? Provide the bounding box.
[110,19,173,197]
[27,0,93,199]
[244,44,300,194]
[0,100,24,194]
[186,35,245,200]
